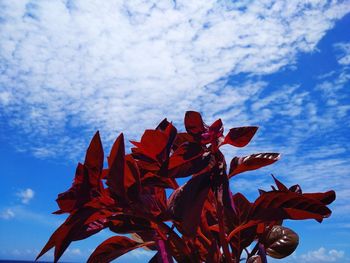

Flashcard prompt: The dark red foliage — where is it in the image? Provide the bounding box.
[87,236,155,263]
[37,111,335,263]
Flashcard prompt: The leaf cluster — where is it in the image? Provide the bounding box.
[37,111,335,263]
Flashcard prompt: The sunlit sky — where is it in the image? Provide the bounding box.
[0,1,350,262]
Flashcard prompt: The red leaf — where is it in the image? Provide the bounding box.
[289,184,302,194]
[201,119,224,145]
[229,193,256,259]
[87,236,154,263]
[54,132,106,214]
[184,111,206,136]
[142,172,179,189]
[107,133,141,201]
[162,142,209,178]
[209,119,223,134]
[167,172,211,236]
[54,163,90,214]
[303,190,336,205]
[232,193,252,225]
[172,132,195,150]
[37,206,110,262]
[158,223,194,263]
[84,131,104,180]
[271,175,289,192]
[262,225,299,259]
[229,153,280,178]
[106,133,125,198]
[251,191,333,223]
[124,154,142,200]
[137,187,167,217]
[223,126,258,147]
[131,130,170,162]
[156,118,178,157]
[107,214,154,234]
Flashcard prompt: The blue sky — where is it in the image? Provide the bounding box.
[0,1,349,262]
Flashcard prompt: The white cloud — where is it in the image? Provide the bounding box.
[16,188,35,204]
[334,42,350,65]
[0,247,84,261]
[269,248,346,263]
[300,247,345,262]
[0,0,349,159]
[0,208,15,220]
[66,248,82,256]
[126,248,156,259]
[5,205,62,227]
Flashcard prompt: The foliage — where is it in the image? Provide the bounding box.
[37,111,335,263]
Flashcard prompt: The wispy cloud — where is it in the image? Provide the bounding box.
[16,188,35,204]
[126,248,156,259]
[0,208,15,220]
[334,42,350,65]
[0,1,349,159]
[299,247,345,262]
[269,247,346,263]
[0,247,85,261]
[0,205,62,227]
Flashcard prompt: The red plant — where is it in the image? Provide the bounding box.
[37,111,335,263]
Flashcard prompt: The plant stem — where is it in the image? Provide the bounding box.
[215,188,233,263]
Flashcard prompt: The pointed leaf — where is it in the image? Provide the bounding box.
[106,133,125,198]
[54,163,90,214]
[229,153,280,178]
[156,119,178,157]
[223,126,258,147]
[84,131,104,179]
[37,206,109,262]
[271,175,288,191]
[87,236,154,263]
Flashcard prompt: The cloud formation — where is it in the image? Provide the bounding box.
[300,247,345,262]
[334,42,350,65]
[0,0,349,159]
[0,208,15,220]
[16,188,35,204]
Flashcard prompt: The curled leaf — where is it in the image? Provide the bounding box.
[263,225,299,259]
[229,153,280,178]
[184,111,206,137]
[251,191,333,223]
